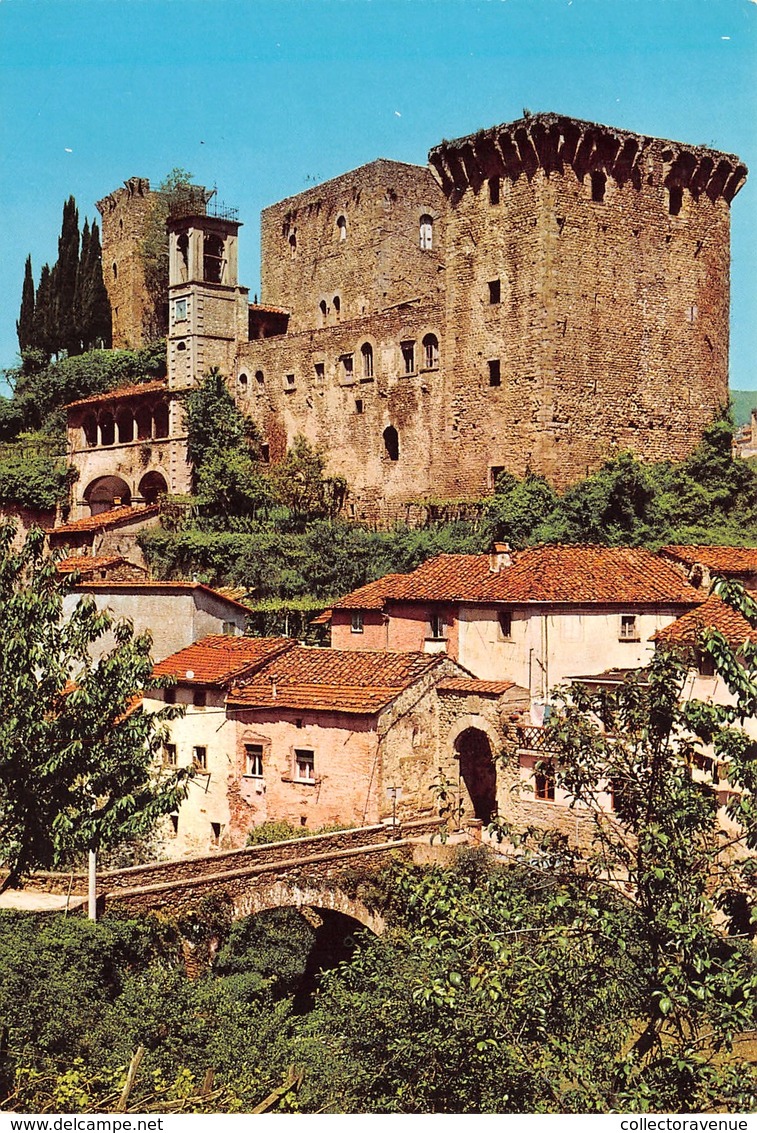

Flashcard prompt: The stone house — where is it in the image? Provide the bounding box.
[659,545,757,594]
[61,581,250,663]
[56,554,148,582]
[329,544,701,705]
[68,112,746,523]
[46,503,160,567]
[147,635,529,857]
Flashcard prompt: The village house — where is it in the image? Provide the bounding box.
[147,634,530,857]
[328,544,702,706]
[659,545,757,594]
[46,503,160,567]
[56,553,148,583]
[61,580,250,663]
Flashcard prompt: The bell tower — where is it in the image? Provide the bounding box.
[167,192,248,390]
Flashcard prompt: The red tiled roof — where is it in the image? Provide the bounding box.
[437,677,517,696]
[248,303,290,315]
[48,505,160,536]
[153,635,295,687]
[75,580,253,614]
[661,545,757,576]
[227,647,442,714]
[334,546,700,608]
[57,554,128,574]
[66,380,168,409]
[652,594,757,647]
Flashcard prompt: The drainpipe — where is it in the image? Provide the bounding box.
[88,848,97,922]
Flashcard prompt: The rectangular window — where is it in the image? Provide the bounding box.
[295,748,315,783]
[489,177,500,205]
[164,686,177,705]
[429,611,445,640]
[351,610,364,634]
[174,298,187,322]
[355,398,364,415]
[489,465,506,489]
[619,614,639,641]
[245,743,264,778]
[314,362,325,383]
[210,821,224,845]
[260,443,270,464]
[222,620,237,637]
[193,688,207,708]
[340,354,354,382]
[488,360,501,387]
[535,762,555,801]
[498,611,512,639]
[401,341,416,375]
[193,746,208,771]
[284,373,296,391]
[696,650,716,677]
[488,280,501,304]
[163,743,177,766]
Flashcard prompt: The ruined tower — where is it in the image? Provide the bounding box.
[96,177,156,349]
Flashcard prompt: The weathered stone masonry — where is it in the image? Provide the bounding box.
[92,113,746,523]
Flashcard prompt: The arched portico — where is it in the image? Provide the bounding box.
[138,470,168,505]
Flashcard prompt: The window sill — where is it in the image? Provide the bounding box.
[618,637,641,643]
[280,774,317,786]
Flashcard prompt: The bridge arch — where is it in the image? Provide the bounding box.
[226,879,385,935]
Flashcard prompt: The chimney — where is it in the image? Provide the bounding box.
[488,542,512,573]
[269,674,277,700]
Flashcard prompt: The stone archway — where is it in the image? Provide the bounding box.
[139,470,168,505]
[84,475,132,515]
[448,716,501,825]
[228,879,385,935]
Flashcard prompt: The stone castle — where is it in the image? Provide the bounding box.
[67,112,747,522]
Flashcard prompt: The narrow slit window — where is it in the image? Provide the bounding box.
[361,342,374,379]
[668,185,683,216]
[419,214,433,250]
[337,215,347,241]
[590,171,606,203]
[488,279,501,304]
[488,359,501,387]
[383,425,399,462]
[489,177,500,205]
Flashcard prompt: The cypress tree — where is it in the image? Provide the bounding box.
[16,256,35,352]
[74,218,90,348]
[53,196,80,356]
[84,220,112,349]
[32,264,54,358]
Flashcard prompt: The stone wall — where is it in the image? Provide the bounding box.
[96,178,156,349]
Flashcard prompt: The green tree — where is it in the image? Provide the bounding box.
[272,435,346,527]
[16,256,35,353]
[0,526,191,888]
[540,603,757,1110]
[53,196,80,357]
[184,368,259,476]
[32,264,55,359]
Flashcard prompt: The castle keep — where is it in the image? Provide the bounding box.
[67,113,747,521]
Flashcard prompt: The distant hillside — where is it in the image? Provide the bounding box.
[732,389,757,426]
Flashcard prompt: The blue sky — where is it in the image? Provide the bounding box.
[1,0,755,394]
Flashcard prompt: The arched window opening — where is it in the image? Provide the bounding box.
[333,295,341,320]
[590,171,606,203]
[176,341,187,352]
[82,414,98,449]
[255,370,265,387]
[112,261,118,280]
[668,185,683,216]
[238,372,249,391]
[419,214,433,251]
[85,475,131,516]
[383,425,399,462]
[337,215,347,242]
[422,333,439,370]
[116,409,134,445]
[177,232,189,270]
[139,470,168,505]
[318,299,328,327]
[289,233,297,260]
[135,405,152,441]
[99,412,115,447]
[153,403,169,439]
[361,342,374,379]
[203,233,225,283]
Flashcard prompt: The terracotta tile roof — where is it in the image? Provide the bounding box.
[437,677,517,696]
[248,303,290,315]
[57,555,128,574]
[661,545,757,576]
[66,380,168,409]
[332,574,407,610]
[153,635,295,687]
[652,594,757,647]
[75,581,253,614]
[227,647,442,714]
[334,546,700,608]
[47,505,160,536]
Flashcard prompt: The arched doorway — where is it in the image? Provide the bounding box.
[139,470,168,505]
[84,475,132,516]
[455,727,497,824]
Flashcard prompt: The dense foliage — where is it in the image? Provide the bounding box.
[0,526,189,885]
[17,198,111,359]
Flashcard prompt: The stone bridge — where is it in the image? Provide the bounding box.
[27,818,450,932]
